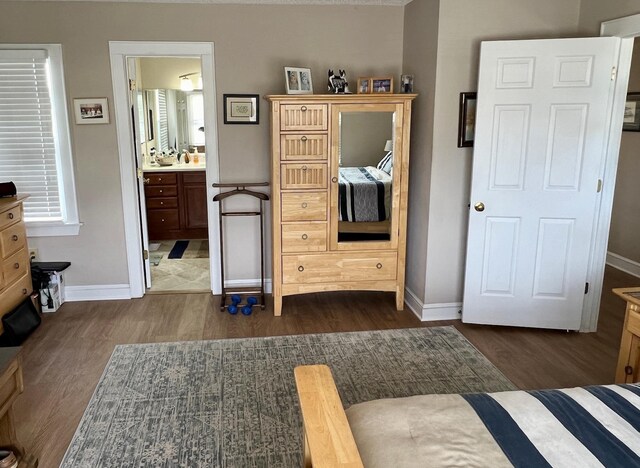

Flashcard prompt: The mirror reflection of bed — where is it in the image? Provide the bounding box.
[338,111,394,242]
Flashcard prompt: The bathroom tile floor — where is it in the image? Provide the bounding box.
[148,240,210,291]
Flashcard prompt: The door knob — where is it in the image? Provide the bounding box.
[474,202,485,212]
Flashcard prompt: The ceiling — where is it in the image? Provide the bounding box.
[25,0,412,4]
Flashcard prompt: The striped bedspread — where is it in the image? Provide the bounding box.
[338,166,391,222]
[345,384,640,468]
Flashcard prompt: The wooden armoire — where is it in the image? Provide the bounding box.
[267,94,416,316]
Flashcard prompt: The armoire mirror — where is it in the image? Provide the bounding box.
[336,110,395,243]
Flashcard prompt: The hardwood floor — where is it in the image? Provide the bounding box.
[15,266,638,467]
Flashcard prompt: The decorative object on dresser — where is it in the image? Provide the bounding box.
[143,171,208,240]
[284,67,313,95]
[614,287,640,383]
[327,69,350,94]
[223,94,259,124]
[0,196,32,332]
[73,98,109,125]
[401,74,414,93]
[458,91,477,147]
[0,182,16,198]
[266,93,416,316]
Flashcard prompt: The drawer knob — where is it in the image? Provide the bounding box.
[331,177,338,183]
[159,177,162,181]
[298,265,304,272]
[159,190,163,193]
[302,165,308,171]
[301,136,308,142]
[161,219,165,222]
[301,106,308,112]
[14,262,19,269]
[376,263,383,269]
[626,365,633,376]
[160,201,164,205]
[8,213,14,219]
[11,235,18,241]
[22,288,27,295]
[301,202,308,209]
[301,234,308,240]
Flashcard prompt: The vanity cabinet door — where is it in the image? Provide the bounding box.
[183,183,208,229]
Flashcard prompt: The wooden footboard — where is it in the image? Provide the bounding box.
[294,365,364,467]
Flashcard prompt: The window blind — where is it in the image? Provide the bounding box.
[157,89,169,152]
[0,49,62,221]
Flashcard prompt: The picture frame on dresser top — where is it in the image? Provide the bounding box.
[357,78,371,94]
[223,94,259,125]
[371,77,393,93]
[284,67,313,95]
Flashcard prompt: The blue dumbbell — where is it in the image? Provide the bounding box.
[227,304,238,315]
[247,296,258,306]
[231,294,242,305]
[241,305,252,315]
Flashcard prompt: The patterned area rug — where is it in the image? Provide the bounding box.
[60,327,514,467]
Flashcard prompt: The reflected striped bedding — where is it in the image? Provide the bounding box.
[345,384,640,467]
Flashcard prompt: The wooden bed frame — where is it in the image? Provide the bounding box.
[294,365,364,467]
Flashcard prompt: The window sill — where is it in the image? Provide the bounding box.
[26,221,81,237]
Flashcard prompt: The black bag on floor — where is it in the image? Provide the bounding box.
[0,298,41,346]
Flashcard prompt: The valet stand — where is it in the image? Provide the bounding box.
[212,183,269,312]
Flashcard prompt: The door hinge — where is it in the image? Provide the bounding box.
[585,282,589,294]
[137,167,143,178]
[129,79,137,91]
[611,67,617,81]
[597,178,603,193]
[143,249,149,260]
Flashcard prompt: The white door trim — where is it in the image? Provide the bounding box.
[580,15,640,331]
[108,41,222,297]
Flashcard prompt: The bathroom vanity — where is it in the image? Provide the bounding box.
[143,161,208,240]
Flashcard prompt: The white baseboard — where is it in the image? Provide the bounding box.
[606,251,640,279]
[65,284,132,302]
[224,279,273,294]
[405,287,462,321]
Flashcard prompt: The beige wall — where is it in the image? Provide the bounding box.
[340,112,393,168]
[578,0,640,35]
[139,58,201,90]
[609,38,640,263]
[0,2,404,286]
[402,0,440,300]
[421,0,582,305]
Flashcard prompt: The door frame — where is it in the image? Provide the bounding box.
[581,14,640,331]
[109,41,222,297]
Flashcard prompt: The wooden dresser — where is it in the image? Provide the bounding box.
[0,196,32,330]
[144,170,208,240]
[267,94,416,316]
[614,287,640,383]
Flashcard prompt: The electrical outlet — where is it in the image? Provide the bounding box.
[29,248,38,261]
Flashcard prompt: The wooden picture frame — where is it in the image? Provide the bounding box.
[457,92,477,147]
[223,94,259,125]
[284,67,313,95]
[357,78,371,94]
[623,92,640,132]
[73,98,109,125]
[371,77,393,94]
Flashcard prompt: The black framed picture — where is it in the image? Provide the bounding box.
[223,94,259,125]
[458,92,477,147]
[623,92,640,132]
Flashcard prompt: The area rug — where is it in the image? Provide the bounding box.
[163,239,209,259]
[60,326,514,467]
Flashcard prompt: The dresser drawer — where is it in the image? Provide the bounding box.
[282,223,327,253]
[2,248,29,288]
[1,222,27,259]
[280,134,328,161]
[145,185,178,198]
[0,206,21,231]
[0,274,31,323]
[182,171,206,184]
[146,197,178,209]
[147,210,180,230]
[280,104,328,131]
[281,163,327,190]
[282,252,397,284]
[145,172,177,185]
[281,192,327,222]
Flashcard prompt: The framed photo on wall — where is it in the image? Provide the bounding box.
[223,94,259,125]
[457,92,477,147]
[74,98,109,125]
[623,92,640,132]
[284,67,313,95]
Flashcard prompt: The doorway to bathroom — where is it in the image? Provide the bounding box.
[109,42,221,298]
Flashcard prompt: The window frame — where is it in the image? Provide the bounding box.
[0,44,80,236]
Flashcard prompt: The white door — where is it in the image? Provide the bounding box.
[127,58,152,288]
[463,37,620,330]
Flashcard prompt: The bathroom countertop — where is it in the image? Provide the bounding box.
[143,160,206,172]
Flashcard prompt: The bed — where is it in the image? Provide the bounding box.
[294,365,640,467]
[338,166,392,223]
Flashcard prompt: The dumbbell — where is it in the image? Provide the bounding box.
[247,296,258,306]
[241,305,252,316]
[231,294,242,305]
[227,304,238,315]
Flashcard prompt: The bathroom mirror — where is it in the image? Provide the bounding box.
[142,89,205,154]
[336,110,395,243]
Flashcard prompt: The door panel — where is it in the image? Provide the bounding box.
[463,37,620,330]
